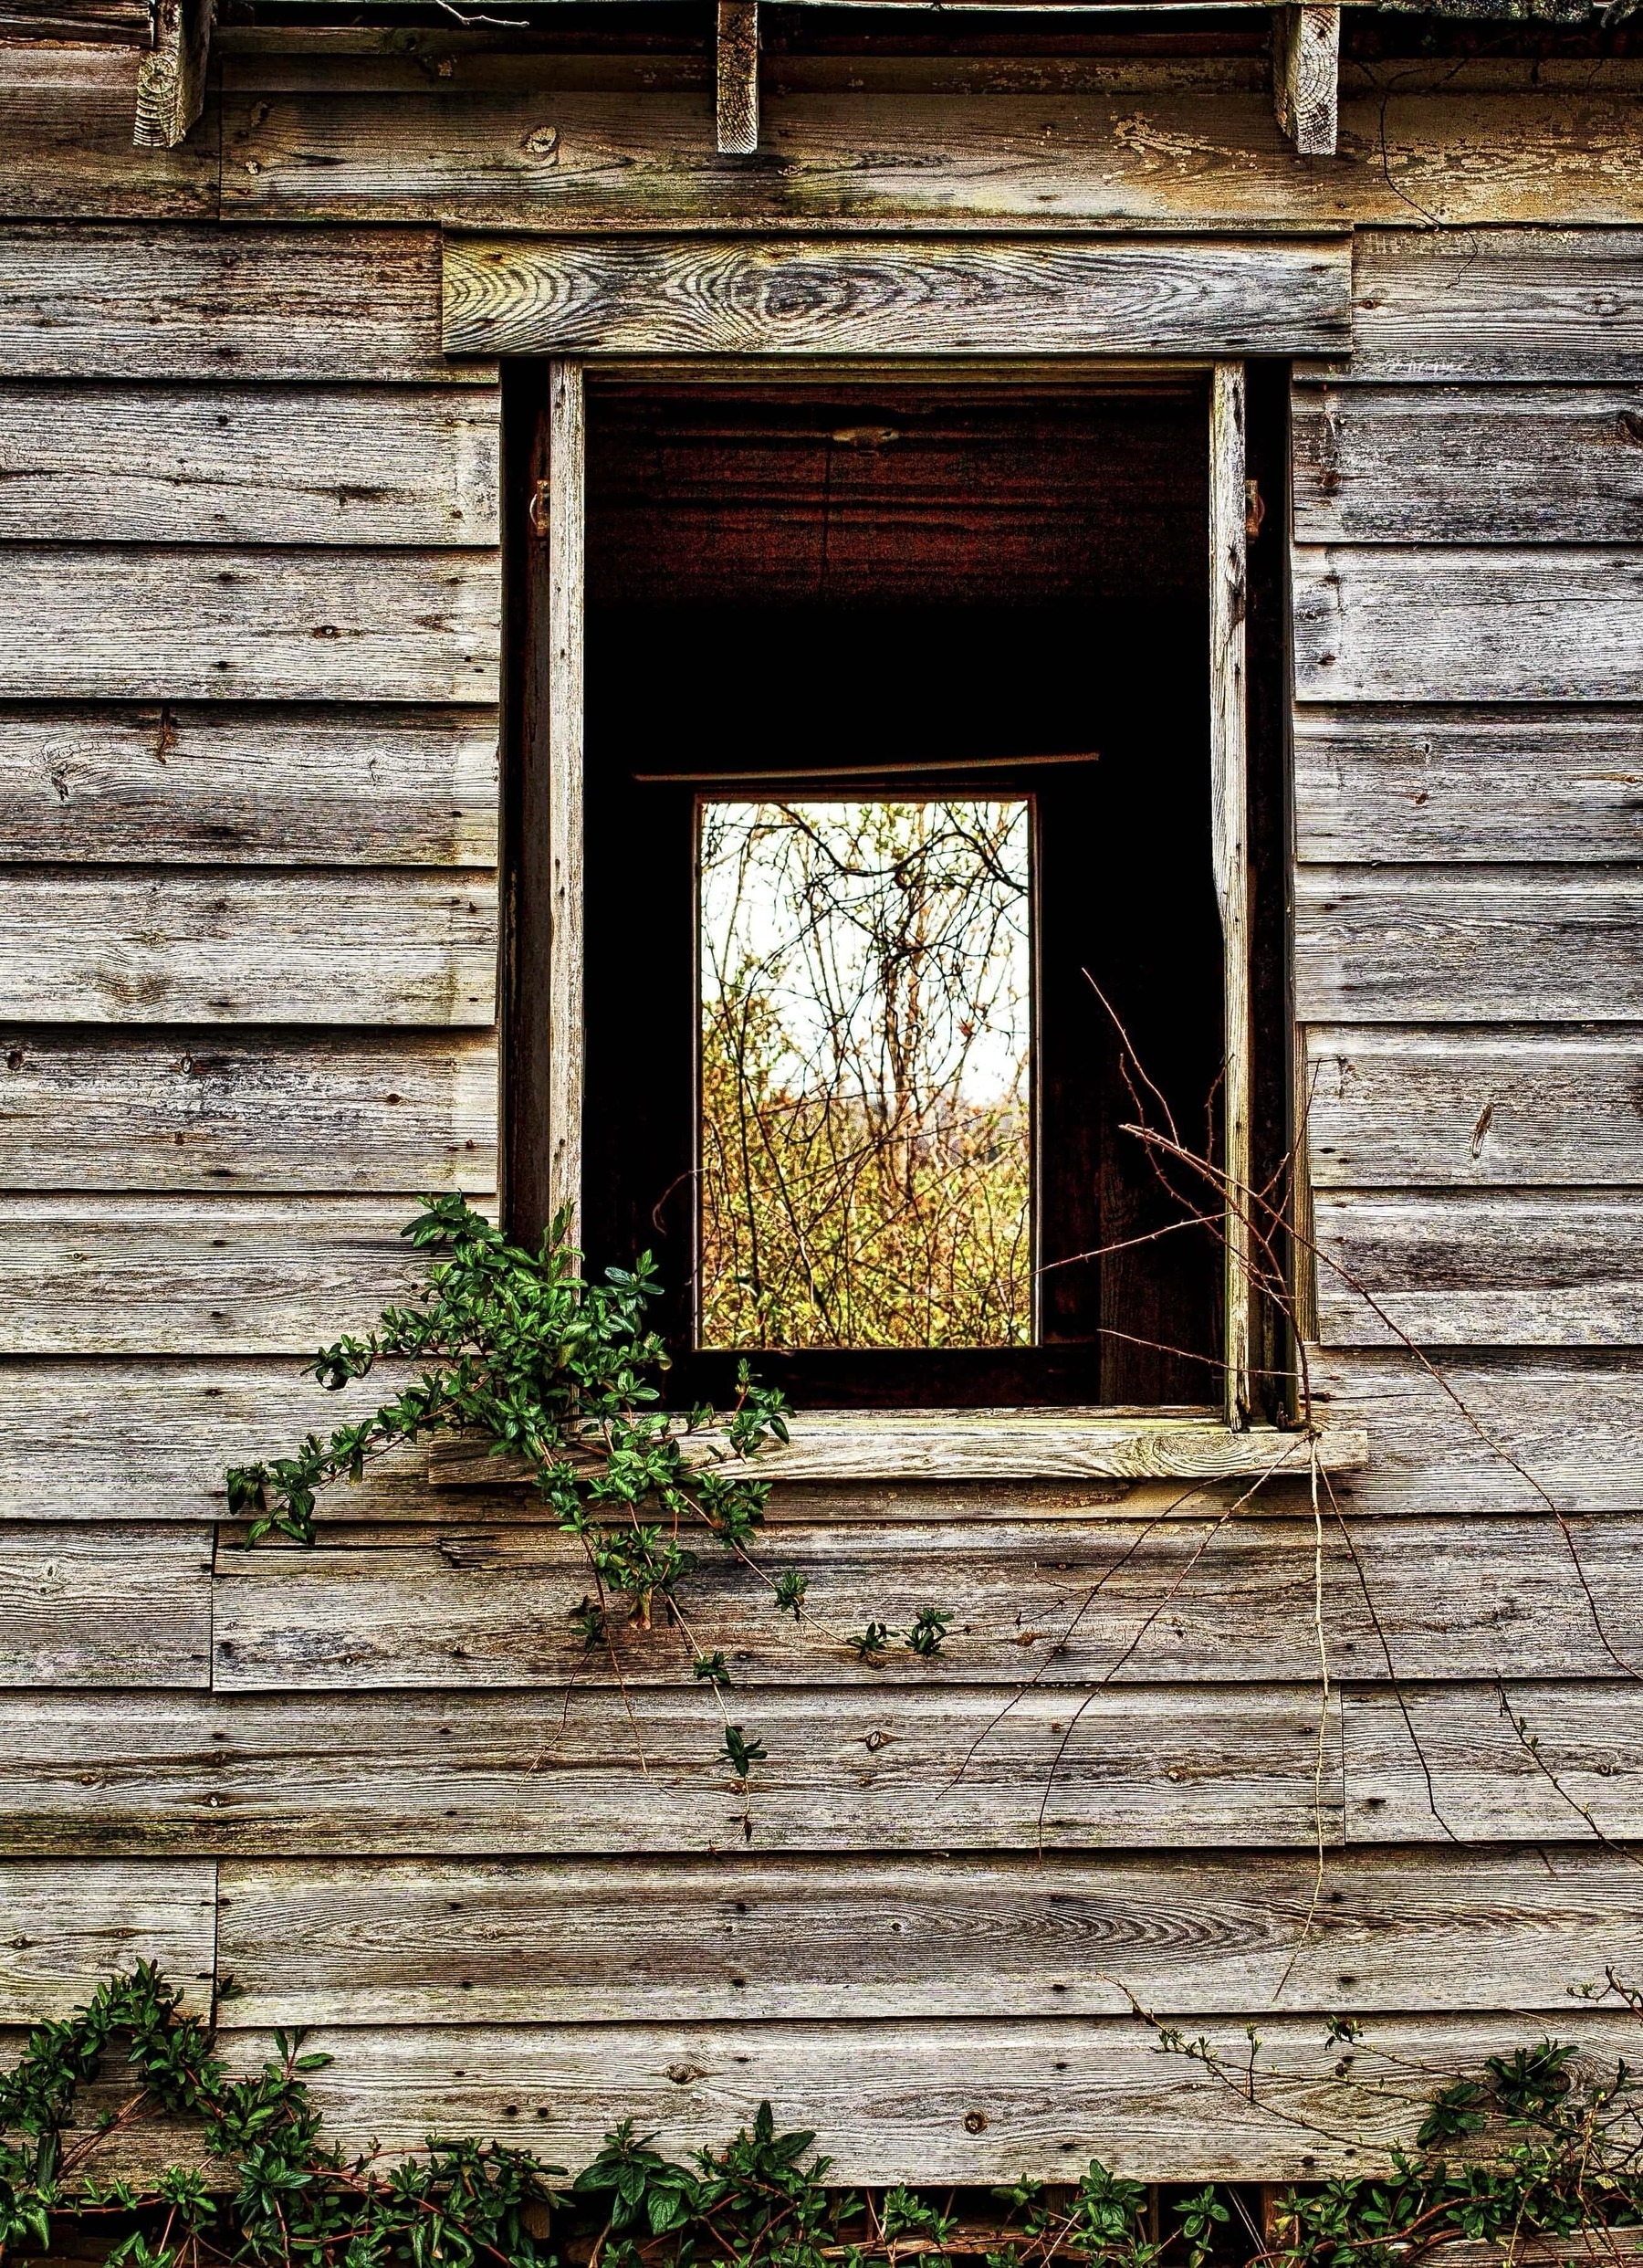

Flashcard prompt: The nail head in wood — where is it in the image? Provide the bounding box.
[1273,2,1339,157]
[717,0,759,156]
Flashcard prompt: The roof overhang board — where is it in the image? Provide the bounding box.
[442,236,1353,362]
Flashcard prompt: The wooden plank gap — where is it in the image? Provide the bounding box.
[1274,4,1339,156]
[134,0,214,148]
[716,0,759,156]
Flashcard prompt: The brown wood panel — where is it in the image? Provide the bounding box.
[1292,386,1643,545]
[180,2011,1639,2185]
[1314,1191,1643,1349]
[1331,228,1643,383]
[0,1860,216,2021]
[1294,870,1643,1024]
[0,46,215,221]
[215,75,1643,232]
[0,1033,497,1192]
[0,385,499,546]
[0,871,497,1025]
[0,1524,212,1685]
[443,236,1351,360]
[0,704,498,865]
[1306,1348,1643,1519]
[216,1844,1643,2025]
[210,1514,1643,1690]
[0,224,491,383]
[0,549,499,704]
[1345,1681,1643,1843]
[1294,546,1643,705]
[0,1195,458,1355]
[0,1685,1343,1853]
[1293,708,1643,866]
[1303,1029,1643,1189]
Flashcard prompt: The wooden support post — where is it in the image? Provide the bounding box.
[1273,3,1339,156]
[134,0,214,149]
[717,0,759,156]
[545,361,586,1245]
[1209,362,1252,1430]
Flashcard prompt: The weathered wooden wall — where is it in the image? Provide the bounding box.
[2,30,1641,2189]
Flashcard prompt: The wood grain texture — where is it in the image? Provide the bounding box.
[210,1514,1643,1690]
[716,0,758,156]
[0,384,499,546]
[0,549,499,704]
[1345,1682,1643,1843]
[427,1415,1366,1488]
[1314,1192,1643,1349]
[1292,708,1643,865]
[0,1033,497,1192]
[0,44,215,220]
[215,1845,1643,2026]
[0,1524,212,1685]
[1304,1029,1643,1190]
[442,236,1352,360]
[1295,869,1643,1024]
[1209,362,1251,1426]
[0,1685,1343,1853]
[133,0,212,154]
[1294,546,1643,705]
[0,1861,216,2021]
[1340,229,1643,382]
[0,870,497,1025]
[1274,5,1338,157]
[0,224,491,383]
[546,362,585,1240]
[182,2011,1643,2184]
[0,1195,457,1355]
[1307,1348,1643,1519]
[218,78,1643,232]
[1293,387,1643,546]
[0,704,498,865]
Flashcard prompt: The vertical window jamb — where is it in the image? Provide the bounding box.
[546,359,587,1244]
[1210,361,1252,1427]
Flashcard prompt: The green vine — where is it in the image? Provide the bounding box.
[223,1196,947,1779]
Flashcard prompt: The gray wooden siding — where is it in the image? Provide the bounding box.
[1,47,1640,2188]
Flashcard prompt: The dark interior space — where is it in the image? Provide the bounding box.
[578,381,1224,1409]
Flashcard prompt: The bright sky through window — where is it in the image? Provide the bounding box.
[697,798,1033,1351]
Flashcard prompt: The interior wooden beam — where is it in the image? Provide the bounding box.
[716,0,759,156]
[133,0,213,147]
[1273,3,1339,156]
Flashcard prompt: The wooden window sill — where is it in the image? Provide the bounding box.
[427,1412,1367,1489]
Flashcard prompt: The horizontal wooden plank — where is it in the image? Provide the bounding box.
[1293,707,1643,865]
[218,78,1643,232]
[212,1513,1643,1689]
[0,1033,497,1192]
[217,1844,1643,2024]
[1345,1681,1643,1843]
[1339,229,1643,383]
[0,1685,1343,1853]
[1294,546,1643,705]
[0,1523,212,1685]
[0,224,493,383]
[0,1860,216,2022]
[1295,869,1643,1023]
[0,44,215,221]
[428,1416,1366,1489]
[0,1195,452,1354]
[0,549,499,703]
[0,703,497,865]
[0,871,497,1025]
[1314,1191,1643,1349]
[442,236,1352,360]
[1307,1348,1643,1518]
[0,384,499,546]
[1292,385,1643,546]
[184,2011,1641,2185]
[1303,1028,1643,1189]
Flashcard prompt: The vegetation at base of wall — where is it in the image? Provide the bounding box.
[222,1196,948,1783]
[5,1969,1642,2268]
